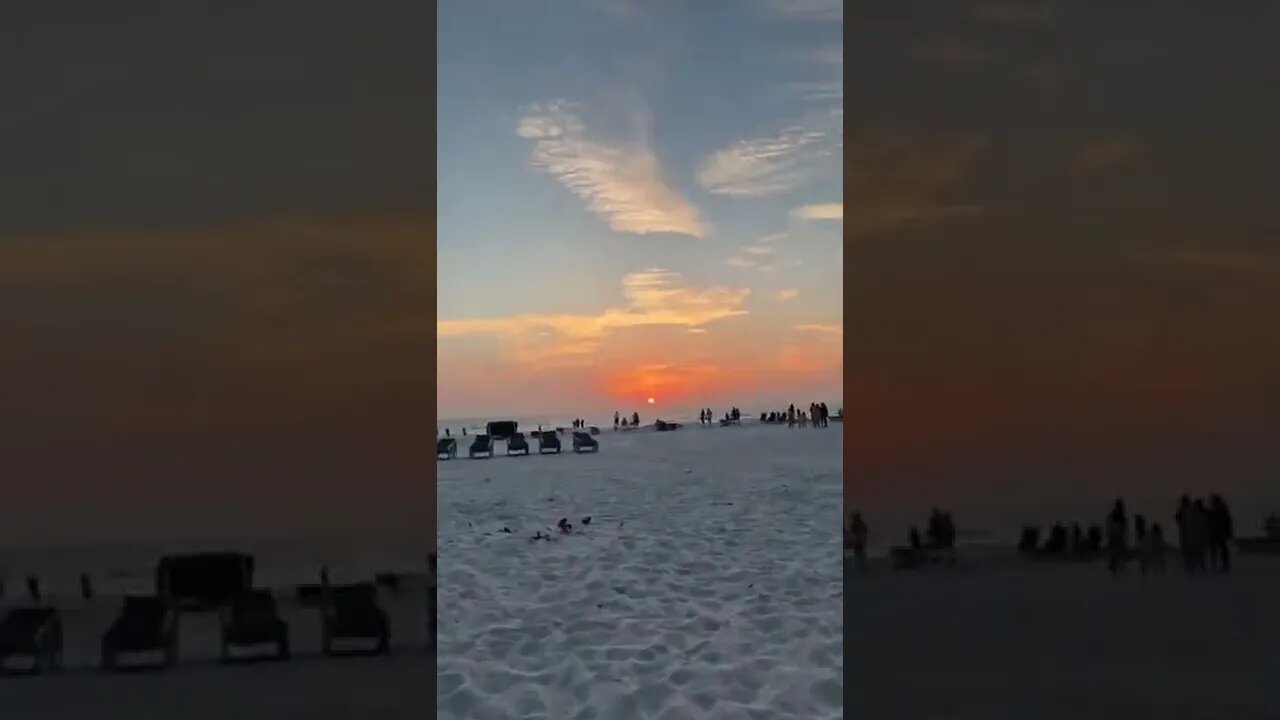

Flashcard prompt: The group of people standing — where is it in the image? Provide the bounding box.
[698,407,741,425]
[1105,495,1234,576]
[613,411,641,429]
[570,418,589,429]
[760,402,832,428]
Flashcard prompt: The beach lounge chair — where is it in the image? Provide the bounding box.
[156,552,255,611]
[101,596,179,670]
[486,420,518,441]
[0,607,63,674]
[572,431,598,453]
[537,431,561,454]
[321,583,390,656]
[437,437,458,460]
[507,432,530,456]
[219,590,289,662]
[655,420,682,432]
[469,434,493,459]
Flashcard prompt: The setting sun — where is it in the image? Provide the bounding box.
[647,397,655,405]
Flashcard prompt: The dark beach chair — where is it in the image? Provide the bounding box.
[102,595,179,670]
[507,432,530,456]
[469,434,493,459]
[588,426,601,435]
[156,551,255,611]
[655,420,682,432]
[437,437,458,460]
[220,590,289,662]
[537,431,561,454]
[0,607,63,674]
[572,431,598,453]
[321,583,390,656]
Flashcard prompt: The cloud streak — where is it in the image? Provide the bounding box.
[438,269,749,364]
[792,202,843,221]
[518,101,707,237]
[698,125,832,198]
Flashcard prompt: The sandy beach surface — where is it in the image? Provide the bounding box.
[1,580,434,719]
[849,552,1280,718]
[437,421,844,720]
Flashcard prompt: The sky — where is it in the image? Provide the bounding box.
[846,1,1280,532]
[0,1,434,548]
[437,0,845,420]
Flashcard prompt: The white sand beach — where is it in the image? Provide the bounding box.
[0,579,434,719]
[849,552,1280,718]
[437,422,844,720]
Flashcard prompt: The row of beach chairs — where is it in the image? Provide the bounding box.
[0,583,392,675]
[437,430,598,460]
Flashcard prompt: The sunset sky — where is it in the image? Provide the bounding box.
[847,1,1280,530]
[0,2,433,547]
[437,0,844,419]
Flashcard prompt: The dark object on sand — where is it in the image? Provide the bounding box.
[295,584,326,606]
[588,426,601,435]
[537,431,562,454]
[469,434,494,459]
[220,590,289,662]
[156,552,255,611]
[655,420,681,432]
[486,421,519,440]
[102,596,179,671]
[321,583,390,657]
[507,432,530,456]
[375,573,401,593]
[572,431,598,453]
[582,516,592,525]
[0,607,63,674]
[1018,526,1041,554]
[558,517,573,533]
[437,437,458,460]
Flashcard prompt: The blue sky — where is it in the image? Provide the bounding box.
[438,0,844,417]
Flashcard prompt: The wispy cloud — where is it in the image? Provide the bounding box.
[1068,134,1143,172]
[727,232,785,270]
[797,323,843,338]
[518,101,707,237]
[846,129,988,239]
[775,289,800,302]
[791,202,843,221]
[437,269,749,364]
[698,124,833,198]
[913,35,990,65]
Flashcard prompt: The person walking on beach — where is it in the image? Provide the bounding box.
[632,411,640,427]
[614,412,620,430]
[1208,494,1234,573]
[80,572,94,601]
[849,512,869,570]
[1141,523,1168,574]
[27,575,40,602]
[1106,499,1129,576]
[1134,514,1148,546]
[1176,495,1195,572]
[787,404,796,428]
